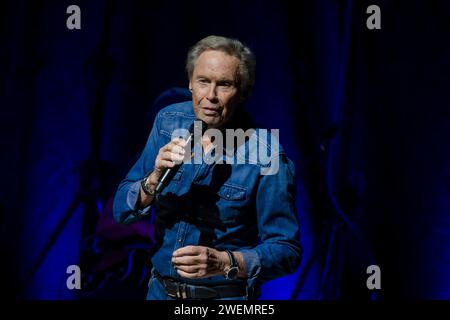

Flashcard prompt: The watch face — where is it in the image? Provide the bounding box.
[226,266,239,280]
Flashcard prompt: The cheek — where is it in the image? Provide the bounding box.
[191,91,201,105]
[221,91,238,106]
[193,89,206,102]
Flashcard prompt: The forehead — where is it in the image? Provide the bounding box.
[193,50,239,79]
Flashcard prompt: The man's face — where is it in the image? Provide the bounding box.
[190,50,241,129]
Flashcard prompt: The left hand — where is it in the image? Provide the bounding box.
[171,245,229,279]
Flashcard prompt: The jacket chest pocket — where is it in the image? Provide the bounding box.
[215,183,248,224]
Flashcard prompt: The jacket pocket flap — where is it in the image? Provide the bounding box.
[217,184,246,201]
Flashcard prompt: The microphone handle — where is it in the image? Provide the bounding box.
[154,168,171,194]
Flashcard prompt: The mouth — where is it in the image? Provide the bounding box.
[201,107,221,116]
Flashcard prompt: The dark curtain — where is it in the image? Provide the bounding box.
[1,0,449,299]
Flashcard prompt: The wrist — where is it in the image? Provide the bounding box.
[219,251,230,272]
[148,170,161,185]
[141,173,157,196]
[223,250,239,280]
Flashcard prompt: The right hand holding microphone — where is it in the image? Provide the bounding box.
[154,138,188,179]
[139,138,189,207]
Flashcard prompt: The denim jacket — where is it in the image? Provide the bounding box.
[113,101,301,288]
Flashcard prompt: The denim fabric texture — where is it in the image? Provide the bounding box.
[113,101,302,299]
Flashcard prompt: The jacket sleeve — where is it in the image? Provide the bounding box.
[112,113,162,224]
[240,153,302,282]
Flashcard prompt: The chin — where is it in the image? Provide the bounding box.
[204,120,220,129]
[199,115,221,128]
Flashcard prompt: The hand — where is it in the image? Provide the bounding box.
[171,245,229,279]
[153,137,188,180]
[146,138,188,187]
[139,138,188,207]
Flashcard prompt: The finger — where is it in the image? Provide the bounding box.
[169,153,185,164]
[164,139,187,151]
[172,255,205,266]
[173,245,205,257]
[171,138,188,147]
[171,145,186,156]
[160,139,184,153]
[155,159,176,170]
[174,264,208,274]
[159,151,184,163]
[176,269,207,279]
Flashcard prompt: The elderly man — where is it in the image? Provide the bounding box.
[113,35,301,300]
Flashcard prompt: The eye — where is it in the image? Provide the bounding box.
[197,78,209,85]
[218,81,233,88]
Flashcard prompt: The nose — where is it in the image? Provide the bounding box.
[206,84,218,102]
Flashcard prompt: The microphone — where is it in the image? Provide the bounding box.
[154,119,208,194]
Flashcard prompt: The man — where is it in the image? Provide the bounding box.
[113,35,301,300]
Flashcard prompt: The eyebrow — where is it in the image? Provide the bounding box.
[195,75,235,83]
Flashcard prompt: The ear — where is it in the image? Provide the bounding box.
[188,81,192,92]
